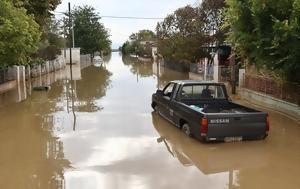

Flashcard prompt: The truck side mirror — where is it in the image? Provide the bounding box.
[156,90,163,95]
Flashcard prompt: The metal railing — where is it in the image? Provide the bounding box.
[244,74,300,106]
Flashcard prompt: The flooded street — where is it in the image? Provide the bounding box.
[0,52,299,189]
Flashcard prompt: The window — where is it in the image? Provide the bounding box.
[180,85,226,100]
[163,83,175,98]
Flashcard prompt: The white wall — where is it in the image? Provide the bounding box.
[63,48,81,64]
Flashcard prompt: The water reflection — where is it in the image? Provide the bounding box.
[122,56,154,78]
[152,112,271,172]
[152,60,189,89]
[0,56,113,188]
[0,81,27,108]
[0,94,71,189]
[74,66,112,112]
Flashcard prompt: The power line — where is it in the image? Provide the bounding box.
[100,15,164,20]
[53,11,164,20]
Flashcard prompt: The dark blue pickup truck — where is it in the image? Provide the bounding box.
[151,80,269,142]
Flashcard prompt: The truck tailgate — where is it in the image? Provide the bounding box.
[206,113,267,139]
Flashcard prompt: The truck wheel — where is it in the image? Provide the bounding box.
[182,123,192,137]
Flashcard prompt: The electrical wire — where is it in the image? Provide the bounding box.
[100,16,164,20]
[52,1,201,20]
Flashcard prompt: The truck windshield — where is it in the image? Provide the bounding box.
[180,85,226,100]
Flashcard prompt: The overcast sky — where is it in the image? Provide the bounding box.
[55,0,198,48]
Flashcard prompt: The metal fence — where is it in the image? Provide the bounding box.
[0,68,9,85]
[244,74,300,106]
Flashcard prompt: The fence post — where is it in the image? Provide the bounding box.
[239,69,245,88]
[19,66,25,82]
[26,65,31,80]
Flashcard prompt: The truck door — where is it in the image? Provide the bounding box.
[160,83,176,121]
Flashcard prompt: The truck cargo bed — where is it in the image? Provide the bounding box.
[187,101,258,114]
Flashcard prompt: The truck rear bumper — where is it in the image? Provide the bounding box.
[200,134,268,143]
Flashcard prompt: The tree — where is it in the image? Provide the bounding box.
[33,17,65,61]
[225,0,300,82]
[136,30,156,41]
[72,5,111,57]
[14,0,61,33]
[0,0,41,67]
[14,0,64,61]
[156,2,226,63]
[200,0,227,44]
[156,6,208,62]
[122,30,156,57]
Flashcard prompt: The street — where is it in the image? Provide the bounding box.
[0,52,299,189]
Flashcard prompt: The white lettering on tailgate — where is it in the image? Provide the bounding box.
[210,119,230,124]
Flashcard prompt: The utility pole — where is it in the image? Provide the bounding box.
[68,2,72,67]
[72,20,75,48]
[63,17,67,58]
[68,2,76,130]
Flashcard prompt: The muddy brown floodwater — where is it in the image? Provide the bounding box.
[0,53,299,189]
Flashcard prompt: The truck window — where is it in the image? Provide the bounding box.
[180,85,226,100]
[163,83,175,99]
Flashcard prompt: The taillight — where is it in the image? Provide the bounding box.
[266,114,270,131]
[200,118,208,134]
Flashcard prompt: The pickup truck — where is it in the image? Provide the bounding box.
[151,80,269,142]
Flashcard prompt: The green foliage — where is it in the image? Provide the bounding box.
[122,30,156,57]
[136,30,156,41]
[156,2,226,62]
[0,0,41,66]
[14,0,62,32]
[32,17,65,61]
[225,0,300,82]
[72,5,111,55]
[201,0,227,43]
[13,0,64,61]
[46,17,66,48]
[29,58,44,66]
[34,45,61,61]
[122,41,141,55]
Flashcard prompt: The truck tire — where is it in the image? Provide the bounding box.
[182,123,192,137]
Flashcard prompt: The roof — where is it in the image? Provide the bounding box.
[171,80,223,85]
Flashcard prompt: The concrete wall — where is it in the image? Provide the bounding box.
[240,88,300,120]
[30,55,66,78]
[189,72,204,80]
[63,48,81,64]
[0,53,69,102]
